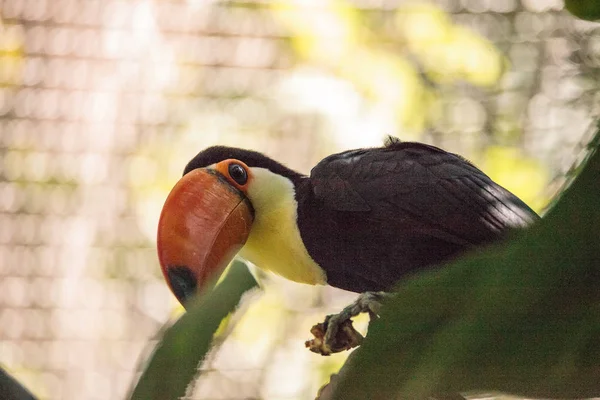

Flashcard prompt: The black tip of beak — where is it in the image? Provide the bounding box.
[167,266,197,308]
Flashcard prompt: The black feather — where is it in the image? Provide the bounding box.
[184,146,304,185]
[384,135,402,147]
[298,141,539,292]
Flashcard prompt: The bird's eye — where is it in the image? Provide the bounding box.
[228,163,248,185]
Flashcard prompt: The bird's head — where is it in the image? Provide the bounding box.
[157,146,303,307]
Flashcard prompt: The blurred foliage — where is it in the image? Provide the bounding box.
[329,125,600,399]
[129,260,259,400]
[271,1,506,133]
[477,146,549,212]
[0,15,24,88]
[396,4,506,86]
[565,0,600,21]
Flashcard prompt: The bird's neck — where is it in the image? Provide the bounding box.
[240,169,326,285]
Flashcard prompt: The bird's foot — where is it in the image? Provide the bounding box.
[305,291,388,356]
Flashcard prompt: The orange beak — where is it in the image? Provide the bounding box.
[157,169,254,307]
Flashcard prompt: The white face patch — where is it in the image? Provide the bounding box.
[238,167,326,285]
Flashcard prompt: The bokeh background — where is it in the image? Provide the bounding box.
[0,0,598,399]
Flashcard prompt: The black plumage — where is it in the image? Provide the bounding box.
[296,140,538,292]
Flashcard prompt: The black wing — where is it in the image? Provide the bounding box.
[296,141,539,293]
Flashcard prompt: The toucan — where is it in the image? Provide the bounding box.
[157,137,539,307]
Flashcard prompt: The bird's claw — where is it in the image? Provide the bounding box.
[305,291,387,356]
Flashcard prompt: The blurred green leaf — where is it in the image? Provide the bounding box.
[129,260,259,400]
[0,367,37,400]
[565,0,600,21]
[479,145,549,212]
[331,128,600,399]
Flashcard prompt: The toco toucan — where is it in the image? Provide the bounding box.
[157,137,539,306]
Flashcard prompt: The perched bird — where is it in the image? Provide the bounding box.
[157,137,539,306]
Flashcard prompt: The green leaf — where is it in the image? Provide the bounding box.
[331,130,600,399]
[565,0,600,21]
[0,367,37,400]
[129,260,259,400]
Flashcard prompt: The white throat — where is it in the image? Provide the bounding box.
[238,168,326,285]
